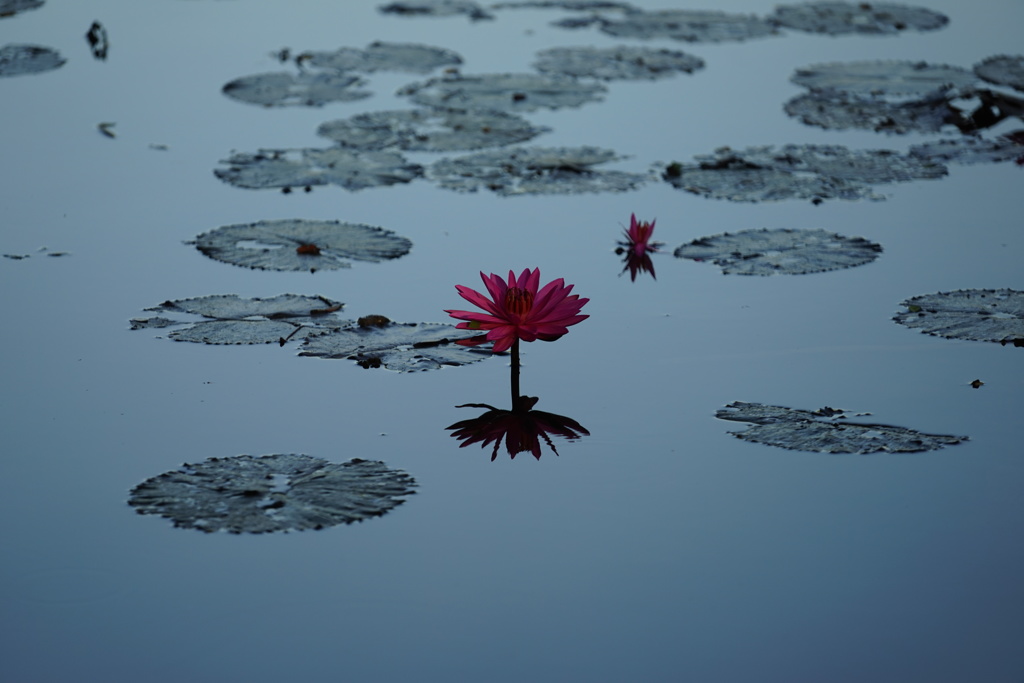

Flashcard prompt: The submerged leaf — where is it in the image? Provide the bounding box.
[214,147,423,191]
[429,145,648,195]
[674,228,882,275]
[769,2,948,35]
[304,41,462,74]
[716,401,967,454]
[973,55,1024,92]
[317,107,549,151]
[893,289,1024,345]
[129,455,417,534]
[222,71,371,107]
[595,9,779,43]
[192,219,412,272]
[0,44,65,77]
[533,45,704,80]
[300,321,490,371]
[791,60,976,99]
[397,72,606,113]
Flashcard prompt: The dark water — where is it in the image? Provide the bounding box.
[2,1,1022,680]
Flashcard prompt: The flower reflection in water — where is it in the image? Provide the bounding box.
[615,213,663,281]
[447,395,589,461]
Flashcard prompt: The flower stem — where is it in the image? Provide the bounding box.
[510,338,521,411]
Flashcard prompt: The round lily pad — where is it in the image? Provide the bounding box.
[378,0,493,20]
[664,166,881,203]
[893,289,1024,346]
[317,108,550,151]
[129,455,417,534]
[428,145,649,195]
[533,45,704,80]
[595,9,779,43]
[674,228,882,275]
[716,401,967,454]
[769,2,948,35]
[784,90,957,134]
[791,60,977,98]
[222,71,371,107]
[192,219,412,272]
[304,41,462,73]
[973,55,1024,92]
[397,72,606,113]
[214,147,423,191]
[0,44,65,77]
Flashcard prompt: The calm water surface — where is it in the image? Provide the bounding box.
[2,1,1022,681]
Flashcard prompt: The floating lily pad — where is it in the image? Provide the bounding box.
[893,289,1024,345]
[716,401,967,454]
[222,71,371,107]
[791,60,976,99]
[973,55,1024,92]
[784,90,958,134]
[0,0,43,18]
[192,219,412,272]
[429,145,648,195]
[533,45,704,80]
[0,44,65,77]
[595,9,779,43]
[664,166,881,203]
[214,147,423,191]
[300,321,490,371]
[769,2,948,35]
[317,108,549,151]
[397,72,606,113]
[909,135,1024,165]
[378,0,494,21]
[129,455,417,534]
[674,228,882,275]
[131,294,345,345]
[304,41,462,74]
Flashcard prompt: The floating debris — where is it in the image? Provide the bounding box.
[397,72,606,113]
[973,54,1024,92]
[791,60,976,99]
[594,9,779,43]
[674,228,882,275]
[0,0,44,18]
[303,41,462,74]
[533,45,704,80]
[129,455,417,534]
[222,71,371,107]
[893,289,1024,346]
[192,219,412,272]
[429,145,649,195]
[97,121,116,138]
[715,401,967,454]
[300,321,490,371]
[317,107,550,152]
[214,147,423,191]
[0,44,65,77]
[378,0,494,21]
[85,21,108,60]
[768,1,948,36]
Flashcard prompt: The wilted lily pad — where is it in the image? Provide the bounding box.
[973,55,1024,92]
[429,145,648,195]
[129,454,417,534]
[595,9,779,43]
[301,320,490,371]
[0,44,65,77]
[397,72,606,113]
[791,60,976,98]
[893,289,1024,345]
[303,41,462,74]
[214,147,422,191]
[378,0,493,20]
[674,228,882,275]
[784,90,958,134]
[192,219,412,272]
[716,401,967,454]
[131,294,345,345]
[222,71,371,107]
[533,45,704,80]
[769,2,948,35]
[317,107,549,151]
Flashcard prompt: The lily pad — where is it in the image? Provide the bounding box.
[397,72,606,113]
[784,90,958,134]
[494,0,634,9]
[791,60,976,99]
[973,55,1024,92]
[378,0,494,21]
[129,455,417,534]
[664,165,881,203]
[909,135,1024,165]
[716,401,967,454]
[317,107,549,151]
[0,44,65,77]
[768,2,948,35]
[533,45,704,80]
[192,219,412,272]
[222,71,371,107]
[0,0,44,18]
[131,294,345,345]
[214,147,423,191]
[893,289,1024,345]
[595,9,779,43]
[428,145,649,195]
[674,228,882,275]
[300,321,490,371]
[303,41,462,74]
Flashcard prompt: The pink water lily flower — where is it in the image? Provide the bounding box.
[445,268,589,353]
[623,213,661,257]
